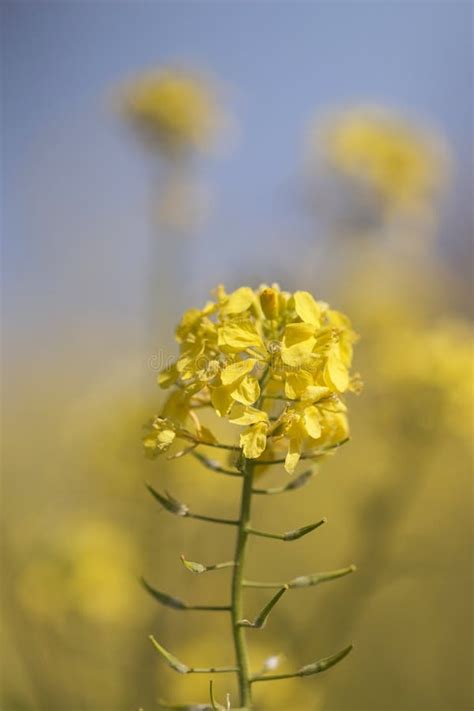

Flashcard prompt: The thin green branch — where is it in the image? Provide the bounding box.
[250,644,353,682]
[189,512,239,526]
[191,667,239,674]
[146,484,238,526]
[197,440,242,452]
[192,451,243,478]
[251,469,314,495]
[247,518,326,541]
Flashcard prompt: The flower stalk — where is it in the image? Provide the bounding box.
[230,457,255,707]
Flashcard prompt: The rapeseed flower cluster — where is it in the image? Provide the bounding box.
[310,106,449,215]
[122,68,222,155]
[143,285,359,473]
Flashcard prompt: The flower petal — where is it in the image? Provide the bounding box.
[220,358,256,385]
[294,291,321,327]
[240,422,268,459]
[231,375,260,405]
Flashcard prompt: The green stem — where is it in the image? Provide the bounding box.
[231,457,254,708]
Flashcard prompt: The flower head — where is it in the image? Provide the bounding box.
[308,105,450,219]
[121,67,223,156]
[144,285,359,473]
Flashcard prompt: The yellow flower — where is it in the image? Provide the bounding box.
[309,105,450,215]
[121,67,223,155]
[146,285,359,473]
[17,521,144,624]
[143,416,177,457]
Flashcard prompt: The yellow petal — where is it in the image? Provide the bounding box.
[229,405,269,426]
[285,437,302,474]
[326,309,352,329]
[281,323,316,366]
[220,287,256,315]
[303,385,332,402]
[231,375,260,406]
[293,291,321,326]
[240,422,268,459]
[210,385,234,417]
[284,371,313,399]
[303,406,322,439]
[217,321,265,353]
[220,358,256,385]
[324,349,349,392]
[176,308,202,341]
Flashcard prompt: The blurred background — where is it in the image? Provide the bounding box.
[1,2,472,710]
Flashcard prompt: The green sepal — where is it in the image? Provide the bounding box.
[149,636,189,674]
[289,564,356,588]
[283,517,327,541]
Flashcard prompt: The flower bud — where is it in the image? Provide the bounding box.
[260,287,279,319]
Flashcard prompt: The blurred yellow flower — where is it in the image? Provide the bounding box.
[17,520,144,624]
[144,284,359,473]
[309,105,450,217]
[375,318,474,441]
[122,67,224,155]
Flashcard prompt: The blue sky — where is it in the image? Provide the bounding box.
[2,1,472,364]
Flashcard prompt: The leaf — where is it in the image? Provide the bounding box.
[238,586,288,629]
[283,518,327,541]
[149,636,190,674]
[141,577,188,610]
[289,564,356,588]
